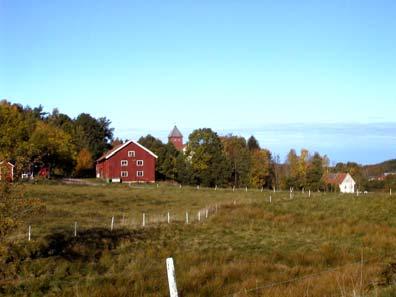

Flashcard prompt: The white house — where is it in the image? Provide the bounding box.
[325,173,356,193]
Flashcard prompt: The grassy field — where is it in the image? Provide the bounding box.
[2,182,396,296]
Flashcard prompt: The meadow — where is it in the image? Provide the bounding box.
[2,182,396,297]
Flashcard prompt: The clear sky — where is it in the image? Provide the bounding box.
[1,1,395,163]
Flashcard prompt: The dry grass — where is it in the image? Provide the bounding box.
[1,182,396,296]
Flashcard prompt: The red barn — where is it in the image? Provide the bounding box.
[96,140,157,183]
[0,161,14,182]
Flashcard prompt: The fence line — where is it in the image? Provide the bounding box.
[22,201,235,242]
[21,189,393,243]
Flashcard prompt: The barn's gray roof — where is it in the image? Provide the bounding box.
[169,125,183,138]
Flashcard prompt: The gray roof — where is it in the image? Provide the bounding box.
[168,125,183,138]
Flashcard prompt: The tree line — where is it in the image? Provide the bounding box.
[0,100,113,177]
[1,100,393,191]
[139,129,332,190]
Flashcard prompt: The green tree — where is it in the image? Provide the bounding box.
[175,153,193,184]
[138,135,181,181]
[186,128,230,187]
[0,101,31,162]
[47,108,74,135]
[306,152,324,190]
[222,135,250,187]
[28,122,76,176]
[0,181,45,242]
[283,149,299,189]
[247,135,260,151]
[74,113,113,160]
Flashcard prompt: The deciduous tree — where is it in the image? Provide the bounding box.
[186,128,230,187]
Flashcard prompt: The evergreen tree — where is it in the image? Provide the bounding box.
[247,135,260,151]
[306,152,324,190]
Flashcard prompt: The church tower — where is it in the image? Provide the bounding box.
[168,125,184,151]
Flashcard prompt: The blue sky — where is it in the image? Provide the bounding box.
[1,1,395,164]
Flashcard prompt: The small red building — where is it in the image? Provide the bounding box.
[96,140,157,183]
[0,161,14,182]
[168,125,184,151]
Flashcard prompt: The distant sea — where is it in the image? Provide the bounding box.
[119,123,396,165]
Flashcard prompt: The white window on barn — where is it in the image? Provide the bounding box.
[136,160,144,166]
[121,160,128,167]
[128,151,135,157]
[121,171,128,177]
[137,171,144,177]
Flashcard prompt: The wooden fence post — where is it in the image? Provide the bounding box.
[167,212,170,224]
[111,216,114,231]
[166,258,179,297]
[74,222,77,237]
[28,225,31,241]
[142,213,146,227]
[185,212,189,224]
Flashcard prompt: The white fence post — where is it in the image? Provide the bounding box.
[309,189,311,198]
[111,216,114,231]
[205,208,208,219]
[166,258,179,297]
[390,188,392,196]
[233,186,235,192]
[167,212,170,224]
[198,211,201,221]
[269,196,272,203]
[142,213,146,227]
[28,225,31,241]
[185,212,189,224]
[74,222,77,237]
[245,186,248,192]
